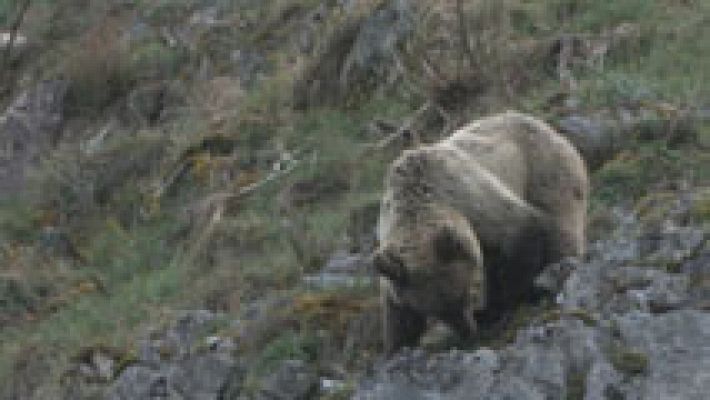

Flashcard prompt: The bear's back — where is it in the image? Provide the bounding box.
[444,111,586,213]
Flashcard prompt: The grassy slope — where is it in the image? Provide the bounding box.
[1,0,709,397]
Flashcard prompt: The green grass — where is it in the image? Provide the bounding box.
[0,248,188,397]
[566,369,588,400]
[0,90,405,395]
[591,142,710,206]
[609,345,650,376]
[576,1,708,106]
[252,331,320,373]
[559,0,654,32]
[0,209,191,394]
[0,198,39,243]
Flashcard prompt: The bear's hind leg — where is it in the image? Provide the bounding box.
[383,294,427,354]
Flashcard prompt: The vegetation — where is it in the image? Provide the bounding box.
[609,345,650,376]
[566,369,588,400]
[0,0,708,397]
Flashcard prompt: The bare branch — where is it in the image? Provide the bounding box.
[365,101,432,151]
[174,156,304,268]
[197,156,303,211]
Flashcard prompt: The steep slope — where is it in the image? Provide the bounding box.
[0,0,708,399]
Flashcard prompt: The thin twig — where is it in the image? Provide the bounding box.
[152,160,191,201]
[198,156,303,209]
[176,157,303,267]
[365,100,432,151]
[179,201,224,269]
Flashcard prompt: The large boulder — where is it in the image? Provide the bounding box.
[103,310,238,400]
[555,113,626,170]
[294,0,416,108]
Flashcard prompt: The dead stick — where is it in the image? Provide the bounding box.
[364,101,432,151]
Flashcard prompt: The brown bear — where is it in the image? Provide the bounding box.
[374,111,589,353]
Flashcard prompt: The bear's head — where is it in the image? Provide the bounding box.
[373,209,484,315]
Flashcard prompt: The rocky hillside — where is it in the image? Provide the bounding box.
[355,192,710,400]
[63,189,708,400]
[1,0,709,399]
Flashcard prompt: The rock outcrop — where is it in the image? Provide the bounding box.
[0,80,68,196]
[106,310,238,400]
[80,188,709,400]
[355,195,709,399]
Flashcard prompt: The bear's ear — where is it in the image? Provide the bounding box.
[373,249,407,283]
[434,227,469,263]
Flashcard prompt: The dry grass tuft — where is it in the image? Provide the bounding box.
[62,14,135,116]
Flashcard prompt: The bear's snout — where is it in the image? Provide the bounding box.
[373,248,407,283]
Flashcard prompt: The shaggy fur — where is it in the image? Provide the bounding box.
[374,111,589,353]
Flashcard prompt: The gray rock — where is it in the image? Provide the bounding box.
[138,310,220,363]
[615,311,710,400]
[354,309,710,400]
[640,225,706,265]
[107,354,235,400]
[302,272,373,289]
[558,260,692,317]
[644,273,689,313]
[556,258,606,314]
[354,380,432,400]
[91,190,710,400]
[340,0,415,86]
[0,80,68,195]
[323,250,367,273]
[556,114,624,169]
[106,366,172,400]
[296,3,329,54]
[255,359,318,400]
[584,360,624,400]
[682,246,710,310]
[168,353,236,398]
[354,197,710,400]
[587,208,642,264]
[91,352,116,382]
[230,49,267,87]
[106,310,237,400]
[555,103,708,170]
[303,250,373,289]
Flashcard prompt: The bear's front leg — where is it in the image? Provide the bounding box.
[382,293,427,354]
[442,251,486,341]
[441,305,478,342]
